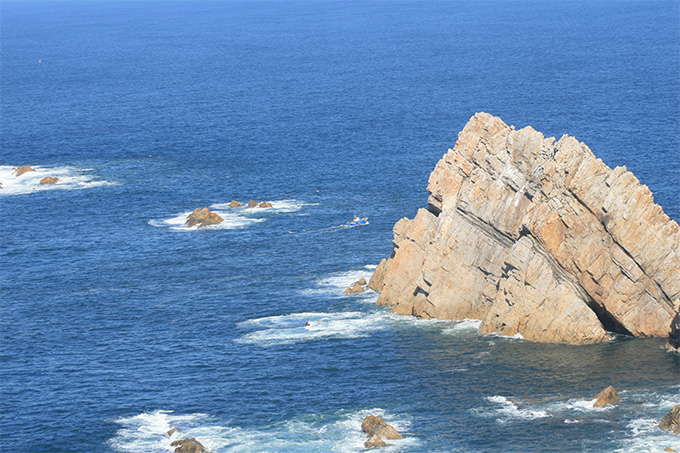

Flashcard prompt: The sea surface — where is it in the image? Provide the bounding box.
[1,1,679,451]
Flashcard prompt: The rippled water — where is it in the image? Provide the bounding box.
[1,1,678,451]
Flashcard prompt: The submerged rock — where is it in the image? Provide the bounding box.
[660,405,680,435]
[170,437,209,453]
[15,165,36,176]
[364,434,387,448]
[228,200,242,208]
[361,415,403,440]
[592,385,620,407]
[343,282,364,295]
[39,176,59,185]
[185,208,224,229]
[371,113,679,344]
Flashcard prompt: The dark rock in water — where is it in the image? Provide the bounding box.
[15,165,36,176]
[259,202,272,208]
[659,405,680,435]
[170,437,209,453]
[666,312,680,352]
[304,321,311,327]
[39,176,59,185]
[185,208,224,229]
[248,200,258,208]
[592,385,620,407]
[343,282,364,295]
[361,414,403,440]
[364,434,387,448]
[228,200,242,208]
[371,113,679,344]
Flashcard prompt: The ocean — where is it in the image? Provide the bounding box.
[1,0,678,451]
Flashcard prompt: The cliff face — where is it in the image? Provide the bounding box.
[371,113,679,344]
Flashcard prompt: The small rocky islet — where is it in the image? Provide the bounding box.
[184,200,273,228]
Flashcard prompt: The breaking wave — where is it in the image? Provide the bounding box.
[109,408,416,452]
[0,165,115,195]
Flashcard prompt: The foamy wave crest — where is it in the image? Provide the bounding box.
[235,311,390,346]
[0,165,115,195]
[441,319,482,335]
[482,396,551,423]
[614,417,680,453]
[150,199,310,231]
[301,268,376,298]
[110,408,417,452]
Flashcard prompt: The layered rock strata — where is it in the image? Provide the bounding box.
[371,113,679,344]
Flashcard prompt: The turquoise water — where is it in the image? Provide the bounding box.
[1,1,678,451]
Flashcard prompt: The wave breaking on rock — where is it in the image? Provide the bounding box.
[370,113,679,344]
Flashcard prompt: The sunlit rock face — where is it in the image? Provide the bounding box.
[371,113,679,344]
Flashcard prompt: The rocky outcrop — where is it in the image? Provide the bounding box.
[14,165,36,176]
[343,282,364,294]
[660,405,680,435]
[248,200,258,208]
[365,434,387,448]
[228,200,242,208]
[592,385,620,407]
[361,415,403,440]
[185,208,224,229]
[259,202,272,208]
[39,176,58,185]
[170,437,209,453]
[372,113,679,344]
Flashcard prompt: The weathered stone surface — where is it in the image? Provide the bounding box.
[361,415,403,440]
[357,277,367,286]
[592,385,620,407]
[372,113,679,344]
[660,405,680,435]
[167,428,177,436]
[39,176,59,185]
[664,447,677,452]
[15,165,36,176]
[228,200,242,208]
[170,437,209,453]
[364,434,387,448]
[259,202,273,208]
[343,282,364,295]
[185,208,224,229]
[248,200,258,208]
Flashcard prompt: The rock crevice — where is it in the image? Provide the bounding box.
[372,113,679,344]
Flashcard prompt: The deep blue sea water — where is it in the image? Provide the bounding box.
[1,1,679,451]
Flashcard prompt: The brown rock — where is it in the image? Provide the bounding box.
[357,277,367,286]
[364,434,387,448]
[167,428,177,436]
[170,437,209,453]
[15,165,36,176]
[39,176,59,185]
[665,448,677,452]
[228,200,242,208]
[248,200,258,208]
[660,405,680,435]
[259,202,273,208]
[185,208,224,229]
[343,282,364,295]
[361,415,403,440]
[592,385,620,407]
[372,113,679,344]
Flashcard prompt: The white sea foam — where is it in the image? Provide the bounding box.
[613,417,680,453]
[110,408,416,452]
[0,165,115,195]
[301,268,377,299]
[441,319,482,335]
[150,199,309,231]
[235,311,391,346]
[483,396,551,422]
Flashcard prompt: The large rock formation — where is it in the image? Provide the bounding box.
[185,208,224,229]
[591,385,620,407]
[660,405,680,435]
[371,113,679,344]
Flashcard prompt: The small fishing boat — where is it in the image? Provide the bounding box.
[347,215,369,226]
